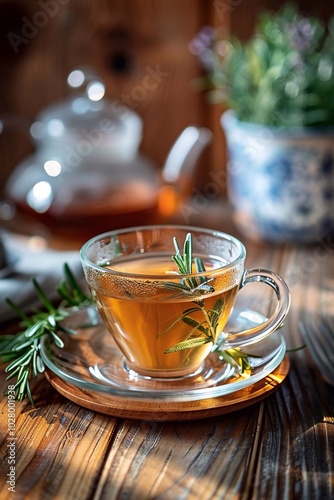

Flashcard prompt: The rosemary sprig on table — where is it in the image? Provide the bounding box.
[161,233,252,374]
[0,264,93,405]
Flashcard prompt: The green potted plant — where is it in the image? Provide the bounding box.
[190,3,334,243]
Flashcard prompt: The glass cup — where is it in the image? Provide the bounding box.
[80,225,290,380]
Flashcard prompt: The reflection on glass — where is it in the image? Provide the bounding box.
[27,181,53,213]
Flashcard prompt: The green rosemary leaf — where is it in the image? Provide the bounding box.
[208,298,225,329]
[157,313,190,337]
[157,306,202,338]
[14,338,35,351]
[182,306,202,315]
[182,276,198,292]
[5,298,31,323]
[17,370,29,402]
[165,234,217,350]
[0,333,21,343]
[212,298,224,314]
[194,257,205,274]
[36,355,45,373]
[218,350,237,368]
[54,311,69,323]
[5,366,22,379]
[172,236,181,256]
[16,366,28,385]
[49,331,64,348]
[165,336,212,353]
[1,336,23,353]
[32,278,57,313]
[32,350,38,378]
[64,263,91,303]
[25,320,45,338]
[183,232,192,274]
[57,264,92,307]
[25,378,34,406]
[163,281,192,293]
[57,281,81,306]
[218,348,251,374]
[181,316,208,336]
[1,352,21,364]
[47,315,57,328]
[172,255,188,275]
[5,349,33,372]
[164,233,252,375]
[0,263,94,405]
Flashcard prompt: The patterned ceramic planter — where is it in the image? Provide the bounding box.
[221,111,334,243]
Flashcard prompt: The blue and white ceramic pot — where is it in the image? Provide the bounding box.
[221,111,334,244]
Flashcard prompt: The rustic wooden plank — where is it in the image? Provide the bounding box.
[248,358,334,499]
[245,240,334,499]
[1,220,334,499]
[93,407,263,499]
[0,371,119,499]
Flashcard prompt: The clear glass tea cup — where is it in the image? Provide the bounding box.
[80,225,290,380]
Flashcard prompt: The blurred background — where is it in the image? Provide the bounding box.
[0,0,332,245]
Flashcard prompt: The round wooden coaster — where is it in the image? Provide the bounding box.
[44,355,290,421]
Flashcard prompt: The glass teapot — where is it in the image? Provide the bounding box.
[4,68,211,240]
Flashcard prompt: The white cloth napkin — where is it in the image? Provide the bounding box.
[0,234,83,324]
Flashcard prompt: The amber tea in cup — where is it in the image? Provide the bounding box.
[80,226,290,380]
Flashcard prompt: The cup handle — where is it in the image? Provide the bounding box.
[223,268,291,348]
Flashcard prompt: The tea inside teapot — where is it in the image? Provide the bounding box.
[10,156,161,236]
[5,68,211,242]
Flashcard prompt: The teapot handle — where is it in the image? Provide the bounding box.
[161,126,212,186]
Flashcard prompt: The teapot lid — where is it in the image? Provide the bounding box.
[30,67,142,143]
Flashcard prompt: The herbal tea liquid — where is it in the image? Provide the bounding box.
[87,254,240,377]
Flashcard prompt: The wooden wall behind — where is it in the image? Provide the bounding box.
[0,0,219,197]
[0,0,331,200]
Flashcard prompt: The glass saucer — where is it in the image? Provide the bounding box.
[40,307,286,402]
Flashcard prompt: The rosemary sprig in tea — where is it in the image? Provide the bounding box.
[162,233,252,374]
[0,264,93,405]
[0,235,253,406]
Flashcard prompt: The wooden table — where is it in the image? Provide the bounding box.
[0,207,334,500]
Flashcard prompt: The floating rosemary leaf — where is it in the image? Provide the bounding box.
[161,233,251,375]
